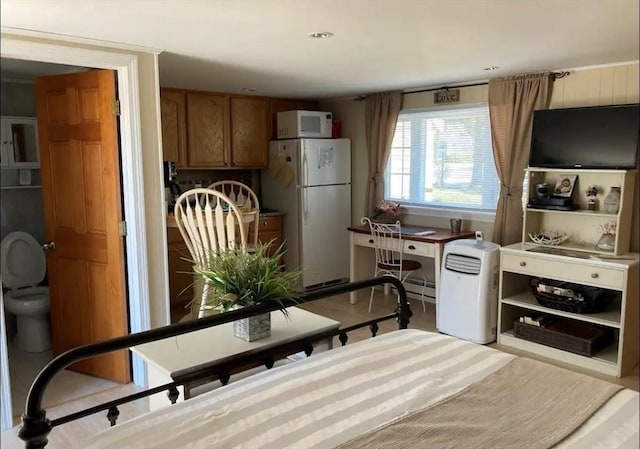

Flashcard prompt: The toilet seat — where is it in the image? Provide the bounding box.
[3,286,50,315]
[1,231,46,289]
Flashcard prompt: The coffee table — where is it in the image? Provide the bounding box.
[131,307,340,411]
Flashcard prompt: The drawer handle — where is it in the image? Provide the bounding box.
[519,261,526,267]
[591,273,599,279]
[408,245,416,250]
[263,221,269,226]
[368,239,374,244]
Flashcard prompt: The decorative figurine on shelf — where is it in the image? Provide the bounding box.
[585,185,598,210]
[595,221,616,252]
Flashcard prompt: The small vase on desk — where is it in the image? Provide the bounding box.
[603,187,621,214]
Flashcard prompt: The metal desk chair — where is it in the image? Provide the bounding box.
[361,217,427,313]
[174,188,248,318]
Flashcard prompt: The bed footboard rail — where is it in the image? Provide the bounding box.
[18,276,410,448]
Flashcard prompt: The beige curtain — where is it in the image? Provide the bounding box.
[364,91,403,215]
[489,73,553,245]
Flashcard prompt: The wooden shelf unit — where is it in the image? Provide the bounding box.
[523,168,636,256]
[497,243,639,377]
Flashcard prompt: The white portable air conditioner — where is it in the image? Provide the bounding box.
[437,236,500,344]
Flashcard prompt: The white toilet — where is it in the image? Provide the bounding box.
[1,231,51,352]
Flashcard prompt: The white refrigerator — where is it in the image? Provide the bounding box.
[261,138,351,289]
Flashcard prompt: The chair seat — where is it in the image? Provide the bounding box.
[378,259,422,271]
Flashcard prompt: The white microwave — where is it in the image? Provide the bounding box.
[277,110,332,139]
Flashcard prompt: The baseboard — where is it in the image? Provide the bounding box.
[374,279,436,304]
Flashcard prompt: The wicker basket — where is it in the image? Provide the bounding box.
[514,320,614,357]
[529,278,615,314]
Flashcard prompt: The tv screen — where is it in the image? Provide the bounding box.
[529,104,639,169]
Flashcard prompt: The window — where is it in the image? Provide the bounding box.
[384,104,499,213]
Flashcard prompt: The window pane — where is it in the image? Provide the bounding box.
[384,104,499,212]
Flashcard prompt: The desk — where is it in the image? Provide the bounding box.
[348,225,474,305]
[131,307,340,411]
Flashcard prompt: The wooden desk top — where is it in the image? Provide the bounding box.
[348,224,475,244]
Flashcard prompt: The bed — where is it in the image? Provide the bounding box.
[16,277,640,449]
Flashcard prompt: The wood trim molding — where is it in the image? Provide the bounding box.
[1,26,162,55]
[0,33,157,390]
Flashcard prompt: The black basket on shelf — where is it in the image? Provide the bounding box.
[529,278,615,314]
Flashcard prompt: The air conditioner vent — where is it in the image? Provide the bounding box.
[445,253,481,275]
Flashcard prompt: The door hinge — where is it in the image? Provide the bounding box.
[118,220,127,237]
[112,100,121,116]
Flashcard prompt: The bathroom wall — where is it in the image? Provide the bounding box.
[0,80,45,244]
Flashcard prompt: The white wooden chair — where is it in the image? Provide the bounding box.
[361,217,427,313]
[174,188,248,318]
[208,181,260,252]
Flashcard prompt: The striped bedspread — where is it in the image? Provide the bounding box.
[79,330,639,449]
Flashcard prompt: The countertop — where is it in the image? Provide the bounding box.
[167,209,284,228]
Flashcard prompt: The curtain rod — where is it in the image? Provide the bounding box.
[353,71,570,101]
[402,81,487,96]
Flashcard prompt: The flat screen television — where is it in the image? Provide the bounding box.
[529,104,639,169]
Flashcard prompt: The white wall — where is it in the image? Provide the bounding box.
[320,62,640,251]
[0,81,45,245]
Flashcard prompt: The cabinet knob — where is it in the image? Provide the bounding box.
[591,273,599,279]
[263,221,268,226]
[519,261,526,267]
[368,239,374,244]
[408,245,416,250]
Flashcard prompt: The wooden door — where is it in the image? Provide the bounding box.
[160,89,187,168]
[186,93,229,167]
[230,97,268,168]
[35,70,130,383]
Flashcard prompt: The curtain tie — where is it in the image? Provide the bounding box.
[372,173,382,183]
[500,185,522,198]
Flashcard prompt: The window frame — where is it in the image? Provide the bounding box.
[384,102,498,221]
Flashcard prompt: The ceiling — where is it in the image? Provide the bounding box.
[1,0,638,99]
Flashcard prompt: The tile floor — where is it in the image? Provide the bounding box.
[7,338,119,424]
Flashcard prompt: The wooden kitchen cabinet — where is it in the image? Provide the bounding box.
[268,98,319,140]
[253,215,284,258]
[230,97,268,167]
[161,88,318,169]
[186,92,230,168]
[160,89,188,168]
[167,227,194,323]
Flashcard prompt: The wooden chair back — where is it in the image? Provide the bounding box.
[208,181,260,249]
[174,188,248,265]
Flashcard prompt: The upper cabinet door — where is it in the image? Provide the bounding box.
[1,117,40,168]
[186,93,230,168]
[230,97,268,168]
[160,89,188,168]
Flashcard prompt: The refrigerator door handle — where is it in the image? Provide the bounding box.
[303,188,309,222]
[302,150,309,186]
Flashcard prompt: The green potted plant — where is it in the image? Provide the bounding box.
[192,242,301,341]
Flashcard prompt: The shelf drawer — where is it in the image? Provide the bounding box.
[352,233,376,248]
[352,233,434,257]
[256,215,282,232]
[404,240,435,258]
[502,253,624,289]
